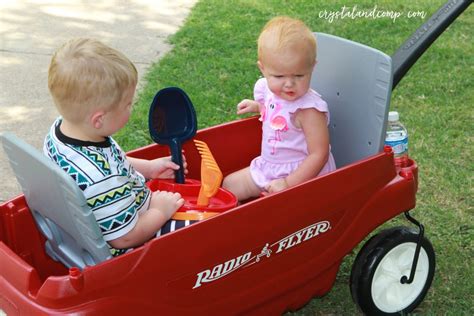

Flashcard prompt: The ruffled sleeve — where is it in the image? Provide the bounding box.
[289,89,330,124]
[253,77,267,105]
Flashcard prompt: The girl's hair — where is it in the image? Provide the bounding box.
[48,38,137,122]
[257,16,316,65]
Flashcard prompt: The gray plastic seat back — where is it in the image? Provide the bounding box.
[312,33,392,167]
[1,132,111,269]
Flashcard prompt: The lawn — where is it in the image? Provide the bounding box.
[116,0,473,314]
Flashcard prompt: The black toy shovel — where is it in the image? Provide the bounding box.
[148,87,197,184]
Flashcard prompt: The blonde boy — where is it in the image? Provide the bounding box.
[45,38,186,256]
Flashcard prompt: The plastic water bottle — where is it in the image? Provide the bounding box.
[385,111,409,167]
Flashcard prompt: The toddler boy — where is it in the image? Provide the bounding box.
[45,38,186,256]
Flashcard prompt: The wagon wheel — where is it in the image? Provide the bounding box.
[350,226,435,315]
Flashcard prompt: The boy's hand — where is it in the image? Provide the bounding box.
[108,190,184,249]
[265,178,289,194]
[237,99,261,115]
[151,191,184,218]
[149,155,188,179]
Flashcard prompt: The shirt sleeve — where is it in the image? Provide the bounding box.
[253,77,267,105]
[70,144,149,243]
[84,174,143,242]
[290,89,330,125]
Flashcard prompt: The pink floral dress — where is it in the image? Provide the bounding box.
[250,78,336,190]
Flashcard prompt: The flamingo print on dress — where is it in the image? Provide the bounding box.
[266,102,288,154]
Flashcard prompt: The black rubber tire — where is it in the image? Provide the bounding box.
[350,226,435,315]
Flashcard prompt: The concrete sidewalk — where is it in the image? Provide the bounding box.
[0,0,198,202]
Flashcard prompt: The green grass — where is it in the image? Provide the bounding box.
[116,0,473,314]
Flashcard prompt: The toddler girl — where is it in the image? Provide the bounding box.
[223,16,336,201]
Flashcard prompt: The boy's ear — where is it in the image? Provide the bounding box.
[90,110,106,129]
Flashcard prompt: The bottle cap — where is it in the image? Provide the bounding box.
[388,111,399,122]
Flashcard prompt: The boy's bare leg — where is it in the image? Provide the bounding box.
[223,167,261,201]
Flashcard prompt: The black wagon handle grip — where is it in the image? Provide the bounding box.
[169,139,185,184]
[392,0,472,89]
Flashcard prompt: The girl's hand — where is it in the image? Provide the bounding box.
[266,178,289,194]
[237,99,261,115]
[148,155,188,179]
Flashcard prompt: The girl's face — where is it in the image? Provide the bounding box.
[258,48,315,102]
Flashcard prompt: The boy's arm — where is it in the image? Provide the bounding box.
[108,191,184,249]
[127,156,182,179]
[108,206,169,249]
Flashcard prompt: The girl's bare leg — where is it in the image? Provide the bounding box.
[223,167,261,201]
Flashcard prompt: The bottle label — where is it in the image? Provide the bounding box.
[385,137,408,155]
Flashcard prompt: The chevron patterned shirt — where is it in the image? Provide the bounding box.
[44,118,151,255]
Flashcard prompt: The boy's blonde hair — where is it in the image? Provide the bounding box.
[258,16,317,66]
[48,38,137,122]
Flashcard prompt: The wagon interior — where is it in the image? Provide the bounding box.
[0,32,394,274]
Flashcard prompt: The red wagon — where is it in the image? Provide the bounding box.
[0,1,469,315]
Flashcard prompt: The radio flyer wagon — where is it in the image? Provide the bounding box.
[0,1,470,315]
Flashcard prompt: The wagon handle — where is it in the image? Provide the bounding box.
[392,0,472,89]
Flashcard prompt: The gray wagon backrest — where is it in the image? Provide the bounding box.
[1,132,111,269]
[312,33,392,168]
